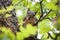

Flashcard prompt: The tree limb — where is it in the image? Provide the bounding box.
[48,32,54,39]
[53,34,58,40]
[14,0,23,6]
[39,0,44,19]
[40,10,52,21]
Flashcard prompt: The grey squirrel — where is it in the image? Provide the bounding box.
[23,8,38,27]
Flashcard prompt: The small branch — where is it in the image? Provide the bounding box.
[14,0,22,6]
[53,34,58,40]
[53,33,60,40]
[48,32,54,39]
[45,17,52,21]
[40,10,52,21]
[38,0,52,22]
[39,0,44,19]
[55,0,60,5]
[35,7,52,26]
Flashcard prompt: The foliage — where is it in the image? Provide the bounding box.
[0,0,60,40]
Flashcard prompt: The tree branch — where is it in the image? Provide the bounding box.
[53,33,60,40]
[53,34,58,40]
[14,0,23,6]
[40,10,52,21]
[39,0,44,19]
[38,0,52,22]
[48,32,54,39]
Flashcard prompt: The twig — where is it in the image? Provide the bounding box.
[53,33,60,40]
[39,0,44,19]
[14,0,22,6]
[53,34,58,40]
[45,17,52,21]
[38,0,52,22]
[48,32,54,39]
[40,10,52,21]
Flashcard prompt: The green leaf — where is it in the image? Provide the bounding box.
[0,27,15,40]
[54,18,60,30]
[0,5,14,14]
[45,2,57,10]
[17,24,37,40]
[38,19,53,34]
[47,11,56,19]
[12,0,19,4]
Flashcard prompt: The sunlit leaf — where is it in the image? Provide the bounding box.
[38,19,53,34]
[45,2,57,10]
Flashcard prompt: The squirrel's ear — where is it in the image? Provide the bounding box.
[27,8,30,11]
[27,8,30,14]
